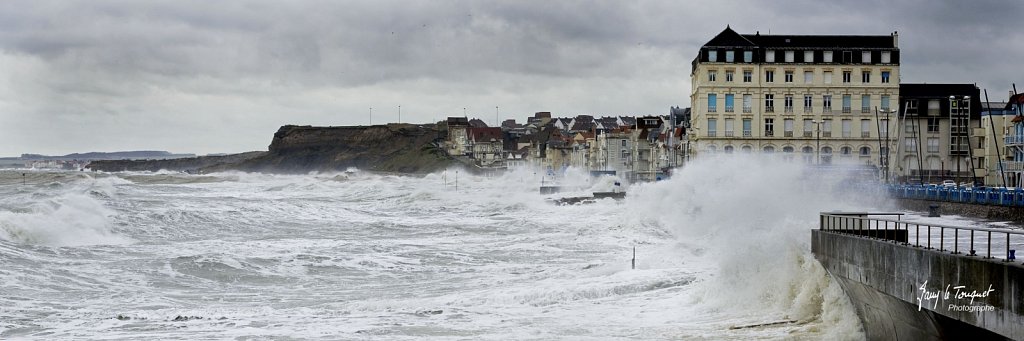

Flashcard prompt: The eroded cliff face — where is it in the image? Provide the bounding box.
[229,124,452,174]
[86,152,265,173]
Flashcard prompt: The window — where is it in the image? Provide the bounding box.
[843,51,853,63]
[741,146,752,153]
[880,119,889,135]
[784,95,794,112]
[881,51,891,64]
[862,70,870,83]
[927,117,940,132]
[621,139,627,147]
[784,118,794,137]
[927,99,940,116]
[804,51,814,63]
[905,121,917,133]
[861,95,871,113]
[725,94,735,112]
[724,145,734,154]
[743,94,752,113]
[765,118,774,137]
[881,71,890,83]
[765,70,775,82]
[765,50,775,63]
[841,146,852,157]
[927,137,939,153]
[860,146,871,157]
[725,70,734,82]
[765,94,775,112]
[803,119,813,137]
[824,71,833,84]
[708,50,717,62]
[907,99,919,114]
[802,146,814,163]
[764,146,775,153]
[708,93,717,112]
[742,118,752,137]
[724,118,735,137]
[804,71,813,83]
[821,146,833,164]
[843,71,852,83]
[708,70,716,82]
[823,95,833,112]
[744,51,752,63]
[725,51,735,62]
[842,119,852,137]
[707,118,717,137]
[823,51,833,63]
[861,119,870,138]
[785,71,793,82]
[804,94,813,112]
[743,70,752,82]
[822,119,833,137]
[785,51,794,62]
[905,137,917,152]
[881,95,890,111]
[842,94,852,113]
[862,51,871,64]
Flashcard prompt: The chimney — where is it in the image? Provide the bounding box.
[892,31,899,47]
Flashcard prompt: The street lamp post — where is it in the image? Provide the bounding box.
[812,120,822,165]
[369,107,373,125]
[398,105,402,124]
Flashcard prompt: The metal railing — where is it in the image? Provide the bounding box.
[820,212,1024,262]
[1005,135,1024,146]
[887,184,1024,207]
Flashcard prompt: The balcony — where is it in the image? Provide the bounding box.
[784,131,794,137]
[725,106,734,112]
[743,131,752,137]
[822,131,832,137]
[725,131,734,137]
[743,107,752,113]
[861,132,871,138]
[823,107,833,114]
[861,107,870,113]
[842,107,852,113]
[765,131,774,137]
[766,106,775,113]
[881,107,891,112]
[708,107,717,112]
[804,132,813,138]
[1001,161,1024,172]
[804,107,813,113]
[707,131,717,137]
[785,107,794,113]
[1006,135,1024,146]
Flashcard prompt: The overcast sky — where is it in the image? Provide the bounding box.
[1,0,1021,156]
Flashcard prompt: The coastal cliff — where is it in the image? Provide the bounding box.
[220,124,453,174]
[86,152,265,172]
[87,124,454,174]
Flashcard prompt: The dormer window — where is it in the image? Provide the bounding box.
[743,51,752,62]
[785,51,794,63]
[708,50,718,62]
[804,51,814,63]
[765,50,775,63]
[725,51,735,62]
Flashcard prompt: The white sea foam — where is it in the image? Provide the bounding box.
[0,161,894,339]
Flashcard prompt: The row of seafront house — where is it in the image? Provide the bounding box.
[445,111,689,182]
[443,27,1024,186]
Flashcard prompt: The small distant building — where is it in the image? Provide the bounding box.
[446,117,471,156]
[468,127,504,168]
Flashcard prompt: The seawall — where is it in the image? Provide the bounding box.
[893,198,1024,223]
[812,230,1024,340]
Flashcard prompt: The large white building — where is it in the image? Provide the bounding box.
[689,26,900,172]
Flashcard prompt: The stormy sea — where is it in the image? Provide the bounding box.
[2,157,880,339]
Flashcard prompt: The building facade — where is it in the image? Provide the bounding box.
[689,26,900,173]
[895,84,981,184]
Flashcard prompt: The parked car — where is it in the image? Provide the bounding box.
[941,180,956,188]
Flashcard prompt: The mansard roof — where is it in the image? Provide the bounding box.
[702,26,897,49]
[703,25,755,47]
[743,34,896,49]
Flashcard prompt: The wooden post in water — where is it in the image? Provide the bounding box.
[631,247,636,269]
